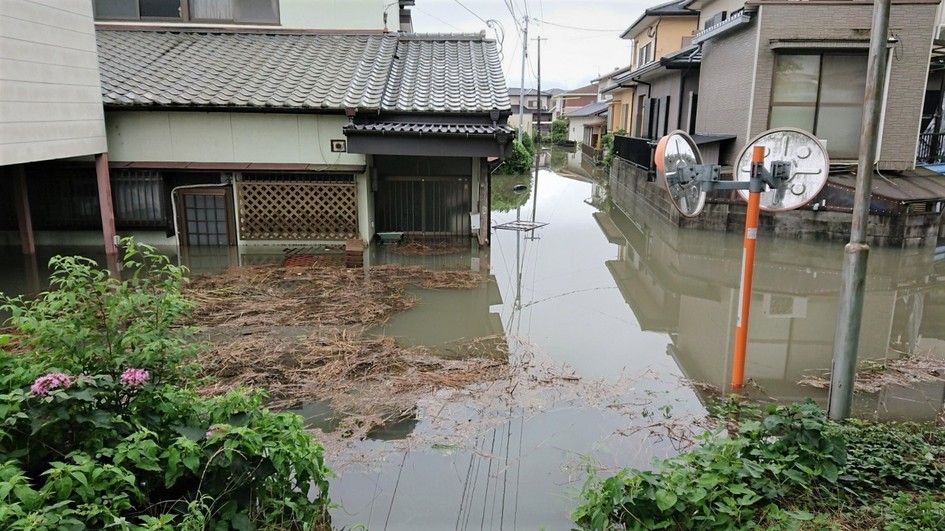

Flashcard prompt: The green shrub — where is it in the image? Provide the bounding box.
[573,399,945,530]
[550,118,569,145]
[0,240,332,529]
[500,139,534,175]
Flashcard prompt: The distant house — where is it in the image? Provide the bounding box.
[0,1,112,255]
[1,1,512,252]
[551,84,599,119]
[564,101,609,169]
[604,0,699,137]
[508,88,553,137]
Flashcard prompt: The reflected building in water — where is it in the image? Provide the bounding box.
[596,188,945,420]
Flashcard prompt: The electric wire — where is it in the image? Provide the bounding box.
[415,7,464,32]
[533,18,625,32]
[452,0,488,25]
[383,450,409,531]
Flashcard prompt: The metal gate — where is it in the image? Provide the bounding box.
[376,176,471,237]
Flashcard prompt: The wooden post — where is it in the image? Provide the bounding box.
[12,165,36,255]
[95,153,118,256]
[731,145,765,391]
[479,160,490,246]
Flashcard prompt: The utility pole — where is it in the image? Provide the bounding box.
[532,36,546,224]
[828,0,891,420]
[517,17,528,142]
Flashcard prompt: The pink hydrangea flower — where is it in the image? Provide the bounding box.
[205,425,227,439]
[120,368,150,387]
[30,373,73,396]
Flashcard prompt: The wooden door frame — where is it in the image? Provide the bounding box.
[175,186,237,246]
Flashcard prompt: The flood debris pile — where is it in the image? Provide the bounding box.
[798,354,945,393]
[186,264,505,436]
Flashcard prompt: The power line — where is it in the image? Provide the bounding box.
[533,18,625,32]
[414,7,464,32]
[452,0,488,25]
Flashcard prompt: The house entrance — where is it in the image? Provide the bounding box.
[376,176,471,238]
[176,187,236,246]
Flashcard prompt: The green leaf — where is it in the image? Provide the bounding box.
[785,510,815,521]
[820,461,839,483]
[174,425,206,442]
[655,489,677,512]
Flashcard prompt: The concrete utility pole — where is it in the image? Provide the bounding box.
[532,36,546,223]
[517,17,528,142]
[828,0,891,420]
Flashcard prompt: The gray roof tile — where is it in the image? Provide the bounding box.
[97,29,511,115]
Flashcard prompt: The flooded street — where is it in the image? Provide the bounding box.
[2,168,944,529]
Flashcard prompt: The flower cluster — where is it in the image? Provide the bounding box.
[120,368,150,387]
[30,373,73,396]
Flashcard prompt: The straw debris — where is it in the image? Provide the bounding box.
[185,263,501,435]
[798,354,945,393]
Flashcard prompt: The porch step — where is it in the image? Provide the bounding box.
[345,239,365,268]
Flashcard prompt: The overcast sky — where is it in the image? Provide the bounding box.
[410,0,655,91]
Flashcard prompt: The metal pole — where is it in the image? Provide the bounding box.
[829,0,890,420]
[517,17,528,142]
[731,146,764,391]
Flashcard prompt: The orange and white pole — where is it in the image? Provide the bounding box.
[731,146,765,391]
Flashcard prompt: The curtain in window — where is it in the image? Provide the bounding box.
[770,53,867,159]
[236,0,278,22]
[191,0,233,20]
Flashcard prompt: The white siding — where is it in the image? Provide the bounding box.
[106,111,366,166]
[0,0,106,165]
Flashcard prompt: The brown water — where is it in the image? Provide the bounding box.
[1,167,943,530]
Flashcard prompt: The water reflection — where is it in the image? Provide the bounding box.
[601,186,945,420]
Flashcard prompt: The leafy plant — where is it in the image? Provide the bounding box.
[500,139,534,175]
[573,399,945,530]
[0,239,333,529]
[550,118,569,145]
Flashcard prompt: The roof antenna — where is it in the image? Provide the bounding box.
[383,1,399,32]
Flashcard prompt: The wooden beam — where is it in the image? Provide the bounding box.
[12,165,35,255]
[95,153,118,256]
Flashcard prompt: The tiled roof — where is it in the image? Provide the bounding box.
[384,34,510,112]
[345,122,513,136]
[97,30,395,109]
[565,101,609,118]
[96,29,510,114]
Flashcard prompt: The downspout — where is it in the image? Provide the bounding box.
[633,78,652,137]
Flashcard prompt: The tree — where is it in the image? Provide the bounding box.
[550,118,569,145]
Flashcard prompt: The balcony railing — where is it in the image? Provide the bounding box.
[917,132,945,164]
[613,134,655,169]
[581,142,602,163]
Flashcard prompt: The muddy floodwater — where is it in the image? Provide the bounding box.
[2,168,944,530]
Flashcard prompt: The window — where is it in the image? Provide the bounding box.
[637,42,653,68]
[93,0,279,24]
[769,53,867,159]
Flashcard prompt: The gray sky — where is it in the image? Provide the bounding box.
[410,0,654,91]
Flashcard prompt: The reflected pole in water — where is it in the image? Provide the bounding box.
[829,0,890,420]
[731,146,765,391]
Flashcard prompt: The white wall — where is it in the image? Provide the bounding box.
[106,111,366,166]
[0,0,107,165]
[280,0,387,30]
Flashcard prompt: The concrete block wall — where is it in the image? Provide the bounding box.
[610,156,943,247]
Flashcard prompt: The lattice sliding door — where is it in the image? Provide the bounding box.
[237,181,358,240]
